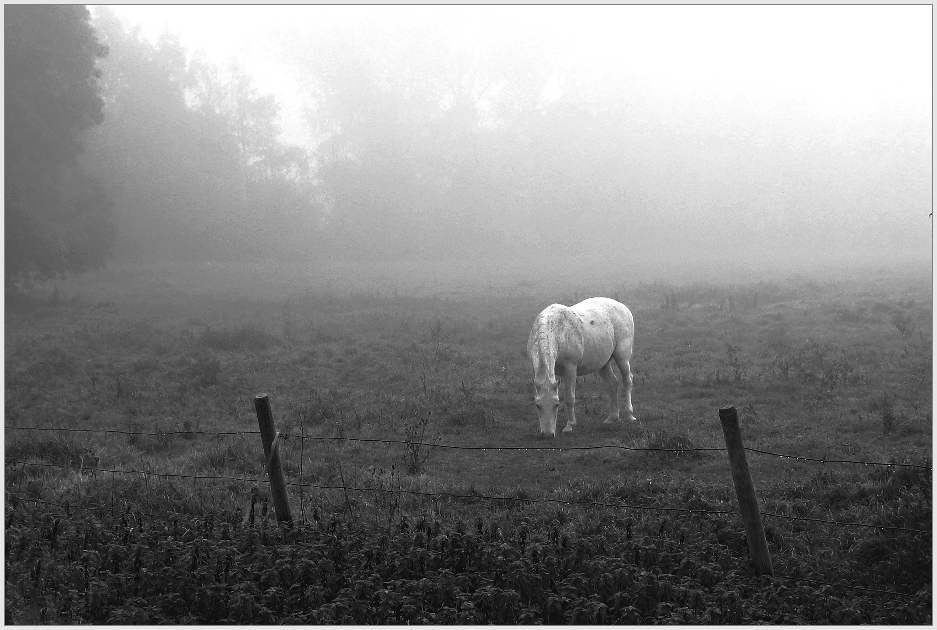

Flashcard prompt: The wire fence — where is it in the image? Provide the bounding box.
[6,424,932,469]
[5,457,931,535]
[5,423,931,536]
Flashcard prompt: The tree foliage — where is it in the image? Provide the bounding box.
[5,5,114,283]
[82,7,318,263]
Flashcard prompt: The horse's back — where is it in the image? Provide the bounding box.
[570,297,633,333]
[570,297,634,355]
[557,298,624,372]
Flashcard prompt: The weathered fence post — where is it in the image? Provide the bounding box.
[719,405,773,576]
[254,393,293,526]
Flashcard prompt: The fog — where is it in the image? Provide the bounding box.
[76,6,933,281]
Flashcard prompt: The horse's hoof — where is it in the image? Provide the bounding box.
[602,417,621,424]
[562,425,574,433]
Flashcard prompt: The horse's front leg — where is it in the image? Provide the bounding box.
[614,356,637,423]
[561,364,578,433]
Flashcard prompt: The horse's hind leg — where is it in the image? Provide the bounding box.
[598,362,621,424]
[613,352,637,422]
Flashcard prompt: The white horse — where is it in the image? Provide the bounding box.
[527,297,636,438]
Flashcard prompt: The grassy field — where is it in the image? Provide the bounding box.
[5,259,932,622]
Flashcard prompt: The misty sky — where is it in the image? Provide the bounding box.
[85,5,931,268]
[102,5,931,149]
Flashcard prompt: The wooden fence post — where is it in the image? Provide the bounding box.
[254,393,293,526]
[719,406,773,576]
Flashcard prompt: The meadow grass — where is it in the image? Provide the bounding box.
[6,260,931,493]
[4,260,931,622]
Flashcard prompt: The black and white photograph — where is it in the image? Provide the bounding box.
[4,4,932,623]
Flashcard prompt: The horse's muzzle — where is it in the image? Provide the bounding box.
[538,430,556,439]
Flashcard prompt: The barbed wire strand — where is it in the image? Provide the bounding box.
[760,511,929,534]
[9,460,930,534]
[745,447,932,470]
[7,496,921,601]
[4,425,256,438]
[6,425,931,469]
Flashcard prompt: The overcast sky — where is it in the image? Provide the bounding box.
[100,5,932,150]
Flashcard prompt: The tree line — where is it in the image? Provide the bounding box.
[5,6,930,284]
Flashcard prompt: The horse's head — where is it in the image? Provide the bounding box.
[533,379,560,438]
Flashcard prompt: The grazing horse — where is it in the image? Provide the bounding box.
[527,297,636,438]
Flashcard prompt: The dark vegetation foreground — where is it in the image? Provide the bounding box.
[5,261,932,623]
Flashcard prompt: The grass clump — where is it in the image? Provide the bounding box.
[189,441,258,476]
[868,391,901,435]
[643,429,702,459]
[185,351,222,388]
[5,434,97,468]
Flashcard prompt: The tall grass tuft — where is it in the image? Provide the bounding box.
[186,351,221,388]
[869,391,898,435]
[403,412,437,475]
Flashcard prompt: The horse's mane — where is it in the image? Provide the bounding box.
[530,308,560,387]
